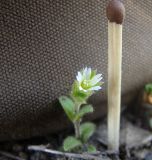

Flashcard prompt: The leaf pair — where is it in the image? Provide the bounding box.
[63,122,96,152]
[63,136,82,152]
[63,136,96,153]
[59,96,94,122]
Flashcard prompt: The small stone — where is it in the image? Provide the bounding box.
[13,144,23,152]
[95,119,152,149]
[145,153,152,160]
[30,152,47,160]
[19,152,28,159]
[134,149,149,159]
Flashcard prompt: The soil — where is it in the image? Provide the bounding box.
[0,98,152,160]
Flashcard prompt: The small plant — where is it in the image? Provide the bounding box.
[59,67,103,153]
[144,83,152,104]
[145,83,152,95]
[142,83,152,129]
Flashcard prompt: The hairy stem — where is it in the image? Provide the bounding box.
[74,121,80,138]
[74,103,81,138]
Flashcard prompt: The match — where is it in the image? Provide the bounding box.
[106,0,125,151]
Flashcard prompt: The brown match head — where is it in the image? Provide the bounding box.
[106,0,125,24]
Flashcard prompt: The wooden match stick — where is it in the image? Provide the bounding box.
[106,0,125,151]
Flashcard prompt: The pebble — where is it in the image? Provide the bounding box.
[145,153,152,160]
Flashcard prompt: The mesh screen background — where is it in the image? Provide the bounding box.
[0,0,152,140]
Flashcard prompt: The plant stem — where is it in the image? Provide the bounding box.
[74,103,81,138]
[74,121,80,138]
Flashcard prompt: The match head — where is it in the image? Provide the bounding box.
[106,0,125,24]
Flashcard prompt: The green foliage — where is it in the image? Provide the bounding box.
[75,105,94,121]
[80,122,96,143]
[63,136,82,151]
[87,145,97,153]
[145,83,152,95]
[59,96,76,121]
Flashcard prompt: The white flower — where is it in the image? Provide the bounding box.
[76,67,103,92]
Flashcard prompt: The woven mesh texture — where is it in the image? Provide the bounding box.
[0,0,152,140]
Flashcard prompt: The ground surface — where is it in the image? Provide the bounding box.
[0,103,152,160]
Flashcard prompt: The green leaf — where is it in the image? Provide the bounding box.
[87,145,97,153]
[63,136,82,151]
[75,105,94,121]
[90,70,97,79]
[59,96,75,121]
[80,122,96,142]
[79,105,94,116]
[145,83,152,95]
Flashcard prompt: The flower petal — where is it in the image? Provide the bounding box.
[86,68,91,80]
[75,67,103,93]
[84,67,88,73]
[88,86,101,91]
[94,74,102,79]
[76,72,83,82]
[91,74,103,85]
[83,67,88,79]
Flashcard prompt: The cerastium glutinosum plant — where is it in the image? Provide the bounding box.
[144,83,152,103]
[59,67,103,153]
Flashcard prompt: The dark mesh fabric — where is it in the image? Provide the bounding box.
[0,0,152,140]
